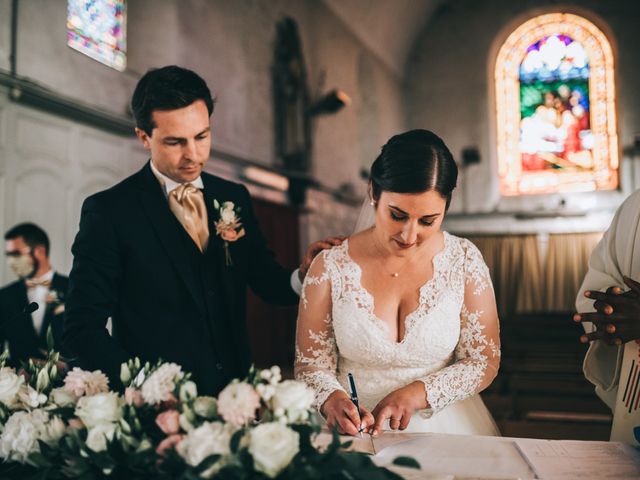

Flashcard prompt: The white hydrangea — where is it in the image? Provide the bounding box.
[0,409,63,463]
[140,363,183,404]
[177,421,234,477]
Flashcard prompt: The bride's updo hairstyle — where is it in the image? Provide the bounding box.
[370,129,458,210]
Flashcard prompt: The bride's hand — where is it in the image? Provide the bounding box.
[370,381,428,436]
[321,390,375,436]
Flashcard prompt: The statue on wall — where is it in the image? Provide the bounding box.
[272,17,312,175]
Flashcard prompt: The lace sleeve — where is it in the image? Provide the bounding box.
[419,240,501,413]
[294,251,346,410]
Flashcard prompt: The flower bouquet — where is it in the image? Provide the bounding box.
[0,338,418,479]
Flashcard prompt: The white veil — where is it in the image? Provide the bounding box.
[353,197,376,234]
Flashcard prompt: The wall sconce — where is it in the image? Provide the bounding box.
[308,89,351,116]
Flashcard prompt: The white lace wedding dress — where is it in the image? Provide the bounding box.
[294,232,500,435]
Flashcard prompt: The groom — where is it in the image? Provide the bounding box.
[64,66,336,395]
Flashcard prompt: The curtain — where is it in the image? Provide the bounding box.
[544,232,603,311]
[466,232,603,320]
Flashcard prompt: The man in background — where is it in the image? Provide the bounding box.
[0,223,68,366]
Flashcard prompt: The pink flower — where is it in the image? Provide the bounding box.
[68,418,84,430]
[64,368,109,397]
[156,409,181,435]
[220,228,245,242]
[217,382,260,426]
[156,433,184,456]
[124,387,144,407]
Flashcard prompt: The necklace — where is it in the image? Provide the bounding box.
[370,235,414,278]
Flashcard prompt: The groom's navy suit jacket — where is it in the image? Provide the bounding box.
[63,163,298,395]
[0,273,68,366]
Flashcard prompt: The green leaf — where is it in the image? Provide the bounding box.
[391,456,421,469]
[46,326,55,352]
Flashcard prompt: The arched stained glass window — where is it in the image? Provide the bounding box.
[67,0,126,71]
[495,13,618,196]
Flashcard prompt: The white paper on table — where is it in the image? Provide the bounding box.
[372,433,536,479]
[514,438,640,479]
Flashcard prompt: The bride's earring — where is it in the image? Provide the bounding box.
[369,200,375,206]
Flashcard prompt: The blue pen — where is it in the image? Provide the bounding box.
[347,373,364,436]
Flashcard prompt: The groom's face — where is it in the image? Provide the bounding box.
[135,99,212,184]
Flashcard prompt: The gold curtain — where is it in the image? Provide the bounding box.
[467,235,542,320]
[544,232,603,311]
[467,232,603,319]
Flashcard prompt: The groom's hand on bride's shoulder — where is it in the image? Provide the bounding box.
[298,236,347,282]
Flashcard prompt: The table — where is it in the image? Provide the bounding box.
[341,432,640,479]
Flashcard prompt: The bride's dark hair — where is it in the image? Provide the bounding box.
[370,129,458,210]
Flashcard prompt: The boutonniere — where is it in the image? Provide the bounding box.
[46,290,65,315]
[213,199,246,266]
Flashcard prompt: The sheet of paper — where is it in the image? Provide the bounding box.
[372,433,536,479]
[515,438,640,479]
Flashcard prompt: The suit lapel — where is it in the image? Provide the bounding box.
[136,163,207,316]
[202,178,236,313]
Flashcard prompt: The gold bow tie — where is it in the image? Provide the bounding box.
[25,278,52,289]
[168,183,210,252]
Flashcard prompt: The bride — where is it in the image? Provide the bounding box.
[295,130,500,437]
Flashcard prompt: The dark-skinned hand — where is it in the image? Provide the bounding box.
[574,276,640,345]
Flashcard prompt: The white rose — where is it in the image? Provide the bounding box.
[177,421,233,477]
[248,423,299,478]
[272,380,314,423]
[0,410,47,463]
[50,387,77,407]
[0,368,24,408]
[220,204,236,223]
[85,422,119,452]
[75,392,122,428]
[18,385,48,408]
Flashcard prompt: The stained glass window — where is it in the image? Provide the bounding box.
[67,0,126,71]
[495,13,618,196]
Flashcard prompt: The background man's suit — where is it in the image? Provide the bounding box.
[0,273,68,365]
[64,162,298,395]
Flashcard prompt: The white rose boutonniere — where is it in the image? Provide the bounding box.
[46,290,65,316]
[213,200,246,266]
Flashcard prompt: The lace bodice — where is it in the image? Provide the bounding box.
[294,232,500,416]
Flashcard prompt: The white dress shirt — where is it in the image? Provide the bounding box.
[26,269,54,335]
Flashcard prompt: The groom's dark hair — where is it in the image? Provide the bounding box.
[370,129,458,210]
[131,65,215,135]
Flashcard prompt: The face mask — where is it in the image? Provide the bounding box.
[7,254,35,279]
